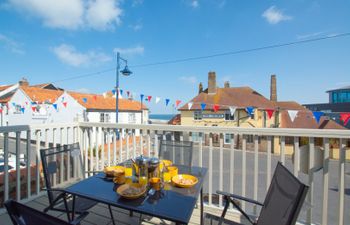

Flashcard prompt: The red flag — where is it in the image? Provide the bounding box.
[31,106,36,112]
[63,102,67,108]
[340,113,350,126]
[0,108,2,113]
[25,102,28,105]
[175,100,181,107]
[147,96,152,102]
[265,109,275,119]
[213,104,220,112]
[93,95,97,101]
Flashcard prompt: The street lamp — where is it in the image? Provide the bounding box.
[116,52,132,123]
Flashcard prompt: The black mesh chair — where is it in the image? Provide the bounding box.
[159,140,194,167]
[204,162,309,225]
[40,143,97,221]
[5,200,88,225]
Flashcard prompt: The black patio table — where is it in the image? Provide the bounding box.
[64,165,207,225]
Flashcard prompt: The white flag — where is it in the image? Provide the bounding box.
[288,110,298,122]
[103,92,107,98]
[188,102,193,110]
[229,106,236,116]
[155,97,161,104]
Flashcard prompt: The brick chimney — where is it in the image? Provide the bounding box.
[224,81,230,88]
[270,75,277,102]
[19,77,29,87]
[208,71,217,95]
[198,82,203,94]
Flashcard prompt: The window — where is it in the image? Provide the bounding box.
[15,104,22,114]
[128,113,136,123]
[224,133,232,144]
[224,110,234,121]
[191,132,200,142]
[194,111,202,120]
[247,135,254,143]
[100,113,104,122]
[100,113,110,123]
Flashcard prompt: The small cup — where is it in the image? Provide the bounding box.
[149,177,161,190]
[167,166,178,178]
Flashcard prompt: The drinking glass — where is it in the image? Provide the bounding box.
[124,161,133,178]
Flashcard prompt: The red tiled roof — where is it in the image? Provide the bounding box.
[274,101,306,110]
[68,91,148,111]
[168,114,181,125]
[21,86,63,103]
[280,110,345,129]
[179,87,275,110]
[0,85,13,92]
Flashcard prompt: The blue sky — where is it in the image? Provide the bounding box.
[0,0,349,114]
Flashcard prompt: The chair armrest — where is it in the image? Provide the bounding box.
[70,212,89,225]
[216,191,264,206]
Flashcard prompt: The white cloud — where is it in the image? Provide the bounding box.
[179,76,197,84]
[0,33,25,54]
[129,23,143,31]
[52,44,111,67]
[85,0,122,30]
[7,0,122,30]
[113,45,144,57]
[191,0,199,8]
[262,6,292,24]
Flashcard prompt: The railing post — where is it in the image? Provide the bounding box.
[26,130,31,199]
[35,130,41,195]
[307,137,315,224]
[16,131,21,201]
[219,133,224,207]
[253,135,259,215]
[242,134,247,210]
[293,136,299,176]
[322,138,329,225]
[4,132,9,201]
[266,136,271,191]
[208,133,213,206]
[338,138,345,225]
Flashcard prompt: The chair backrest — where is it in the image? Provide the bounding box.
[40,143,85,205]
[159,140,194,167]
[5,200,71,225]
[257,162,309,225]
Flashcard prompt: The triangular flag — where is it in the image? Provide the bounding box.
[165,99,170,106]
[213,104,220,112]
[340,113,350,126]
[21,107,25,113]
[31,106,36,112]
[63,102,67,108]
[246,107,255,116]
[265,109,275,119]
[126,91,130,97]
[0,108,3,113]
[200,103,206,110]
[25,102,28,105]
[140,94,144,101]
[12,102,16,107]
[53,104,58,110]
[312,111,324,124]
[120,89,123,96]
[175,100,181,108]
[155,97,160,104]
[188,102,193,110]
[61,97,64,102]
[93,95,97,101]
[82,98,87,103]
[229,106,236,116]
[147,96,152,102]
[112,89,116,95]
[103,92,107,98]
[288,110,298,122]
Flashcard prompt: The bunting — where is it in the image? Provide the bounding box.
[246,107,255,116]
[126,91,130,97]
[288,110,298,122]
[175,100,181,108]
[312,111,324,124]
[265,109,275,119]
[165,99,170,106]
[93,95,97,101]
[82,98,87,103]
[340,113,350,126]
[229,106,236,116]
[31,106,36,112]
[20,107,25,113]
[0,108,2,113]
[103,92,107,98]
[200,103,206,110]
[155,97,161,104]
[147,96,152,102]
[120,89,123,96]
[53,104,58,111]
[112,89,116,95]
[188,102,193,110]
[63,102,67,108]
[140,94,144,102]
[213,104,220,112]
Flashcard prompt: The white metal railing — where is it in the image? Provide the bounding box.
[0,122,349,225]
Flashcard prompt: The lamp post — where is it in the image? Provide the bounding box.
[116,52,132,123]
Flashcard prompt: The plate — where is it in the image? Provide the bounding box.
[117,183,147,199]
[172,174,198,188]
[104,166,125,177]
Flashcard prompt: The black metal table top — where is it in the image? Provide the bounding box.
[65,165,207,224]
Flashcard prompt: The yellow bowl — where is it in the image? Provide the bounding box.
[172,174,198,188]
[104,166,125,177]
[117,183,147,199]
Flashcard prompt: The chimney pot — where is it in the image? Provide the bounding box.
[270,75,277,102]
[198,82,203,94]
[208,71,217,95]
[224,81,230,88]
[19,77,29,87]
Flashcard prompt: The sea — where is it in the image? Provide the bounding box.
[149,114,175,121]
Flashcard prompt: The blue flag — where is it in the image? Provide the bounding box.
[165,99,170,106]
[200,103,206,110]
[21,107,25,113]
[112,89,116,95]
[12,102,16,107]
[312,111,324,124]
[120,89,123,96]
[140,94,144,101]
[82,97,87,103]
[246,107,255,116]
[53,104,58,110]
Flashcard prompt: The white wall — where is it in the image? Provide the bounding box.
[86,110,149,124]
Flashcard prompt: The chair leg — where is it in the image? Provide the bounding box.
[63,196,71,222]
[129,210,133,217]
[108,205,116,225]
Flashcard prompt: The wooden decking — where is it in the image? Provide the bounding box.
[0,195,249,225]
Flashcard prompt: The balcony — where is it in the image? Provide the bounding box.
[0,122,349,225]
